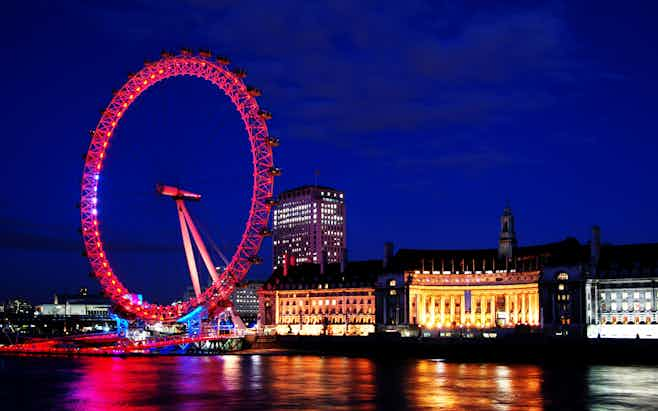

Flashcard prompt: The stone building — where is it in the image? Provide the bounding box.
[585,233,658,339]
[376,206,586,335]
[258,261,380,336]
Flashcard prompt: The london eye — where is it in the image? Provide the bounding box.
[80,50,279,323]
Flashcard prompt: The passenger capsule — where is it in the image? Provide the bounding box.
[231,68,247,78]
[268,167,282,177]
[248,256,263,264]
[264,197,279,207]
[259,110,272,120]
[247,86,262,97]
[216,56,230,65]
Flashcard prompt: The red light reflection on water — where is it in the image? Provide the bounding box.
[63,356,376,411]
[62,356,544,410]
[66,357,162,411]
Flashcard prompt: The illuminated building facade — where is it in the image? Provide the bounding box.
[258,261,379,336]
[229,281,263,325]
[379,249,552,332]
[376,206,586,334]
[35,290,111,318]
[272,185,346,269]
[585,238,658,339]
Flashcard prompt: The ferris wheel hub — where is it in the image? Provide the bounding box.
[156,184,202,201]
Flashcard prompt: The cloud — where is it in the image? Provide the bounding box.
[73,1,592,171]
[0,218,179,254]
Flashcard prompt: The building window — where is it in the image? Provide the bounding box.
[600,292,606,300]
[558,284,565,291]
[646,302,652,311]
[389,279,396,287]
[611,293,616,301]
[634,292,640,300]
[611,302,618,311]
[622,302,628,311]
[557,272,569,281]
[622,292,628,299]
[646,291,652,300]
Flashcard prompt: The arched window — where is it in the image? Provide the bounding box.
[556,272,569,281]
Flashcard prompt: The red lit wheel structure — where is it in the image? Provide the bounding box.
[81,51,278,322]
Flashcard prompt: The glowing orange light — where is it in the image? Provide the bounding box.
[129,95,134,100]
[143,80,147,85]
[111,122,116,126]
[117,111,122,117]
[111,280,116,285]
[150,74,155,79]
[136,87,141,91]
[122,103,127,108]
[106,132,111,137]
[158,69,163,74]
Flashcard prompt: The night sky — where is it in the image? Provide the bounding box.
[2,1,657,304]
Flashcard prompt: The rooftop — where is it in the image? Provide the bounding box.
[278,185,342,196]
[262,260,382,291]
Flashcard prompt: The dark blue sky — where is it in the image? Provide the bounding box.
[2,1,657,303]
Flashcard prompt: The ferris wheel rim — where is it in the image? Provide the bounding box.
[80,52,275,322]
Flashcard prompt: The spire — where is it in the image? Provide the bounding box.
[498,203,517,260]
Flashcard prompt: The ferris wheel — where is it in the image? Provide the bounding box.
[80,50,280,323]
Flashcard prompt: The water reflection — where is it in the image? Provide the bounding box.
[2,355,658,410]
[403,361,543,410]
[588,366,658,411]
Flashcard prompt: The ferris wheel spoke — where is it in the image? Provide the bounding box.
[80,50,277,322]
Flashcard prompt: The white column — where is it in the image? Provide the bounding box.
[430,295,436,326]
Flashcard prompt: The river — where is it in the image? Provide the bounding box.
[1,355,657,410]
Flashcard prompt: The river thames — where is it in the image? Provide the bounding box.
[2,355,658,410]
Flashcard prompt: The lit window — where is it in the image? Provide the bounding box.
[646,302,652,311]
[600,292,606,300]
[646,291,652,300]
[611,293,616,301]
[557,272,569,281]
[622,302,628,311]
[634,292,640,300]
[389,279,396,287]
[558,284,565,291]
[611,302,618,311]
